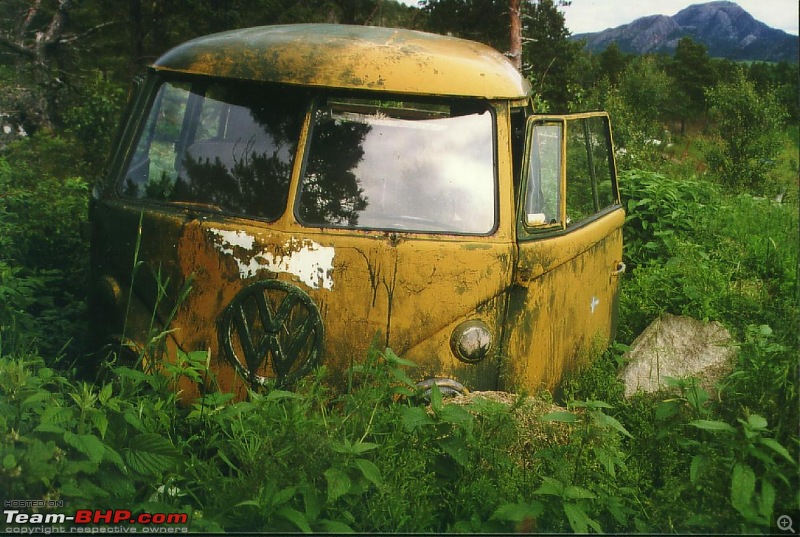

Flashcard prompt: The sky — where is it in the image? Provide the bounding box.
[560,0,799,36]
[396,1,800,36]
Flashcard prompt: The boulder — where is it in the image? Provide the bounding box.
[619,314,736,397]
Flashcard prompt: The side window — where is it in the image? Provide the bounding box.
[565,116,616,225]
[523,122,562,227]
[124,82,188,198]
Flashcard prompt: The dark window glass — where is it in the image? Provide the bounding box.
[565,116,616,225]
[120,80,305,220]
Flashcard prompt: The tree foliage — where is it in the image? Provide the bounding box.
[421,0,580,112]
[705,69,788,191]
[421,0,511,54]
[667,37,715,131]
[0,0,418,136]
[521,0,580,112]
[0,1,90,132]
[597,42,627,86]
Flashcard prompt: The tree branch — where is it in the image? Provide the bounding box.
[0,35,36,59]
[57,21,118,46]
[41,0,73,46]
[18,0,43,40]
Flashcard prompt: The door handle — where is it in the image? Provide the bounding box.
[611,261,626,277]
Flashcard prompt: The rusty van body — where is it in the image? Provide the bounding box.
[89,24,625,399]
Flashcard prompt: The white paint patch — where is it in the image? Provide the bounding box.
[590,296,600,313]
[261,239,335,291]
[208,229,335,290]
[208,229,256,255]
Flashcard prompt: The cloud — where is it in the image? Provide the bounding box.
[394,0,799,36]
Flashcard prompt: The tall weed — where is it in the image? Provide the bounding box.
[0,135,89,358]
[567,164,799,532]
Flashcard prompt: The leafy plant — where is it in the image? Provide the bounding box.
[684,413,797,532]
[705,68,789,193]
[0,135,89,358]
[0,353,184,512]
[619,169,717,269]
[531,400,644,533]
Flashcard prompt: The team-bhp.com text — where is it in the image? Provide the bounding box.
[4,509,189,533]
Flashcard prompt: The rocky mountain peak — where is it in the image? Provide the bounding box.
[572,1,798,63]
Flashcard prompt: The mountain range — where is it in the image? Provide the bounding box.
[571,1,799,63]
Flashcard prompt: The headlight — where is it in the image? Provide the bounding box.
[450,320,492,364]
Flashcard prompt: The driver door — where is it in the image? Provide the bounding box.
[503,112,625,391]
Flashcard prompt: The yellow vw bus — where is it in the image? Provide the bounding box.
[89,24,625,400]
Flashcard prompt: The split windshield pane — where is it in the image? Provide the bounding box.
[298,98,496,234]
[120,80,305,220]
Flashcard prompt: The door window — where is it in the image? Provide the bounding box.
[522,123,562,227]
[518,113,618,236]
[565,116,617,225]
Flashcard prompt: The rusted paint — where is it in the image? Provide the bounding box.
[503,209,624,391]
[89,24,624,402]
[208,228,336,290]
[154,24,530,99]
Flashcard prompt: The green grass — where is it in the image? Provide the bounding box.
[1,122,797,533]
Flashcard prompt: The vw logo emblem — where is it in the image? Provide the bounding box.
[218,280,324,388]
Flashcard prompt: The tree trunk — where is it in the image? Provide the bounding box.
[0,0,75,133]
[509,0,522,71]
[129,0,144,79]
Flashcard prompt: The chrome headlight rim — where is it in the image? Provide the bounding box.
[449,319,493,364]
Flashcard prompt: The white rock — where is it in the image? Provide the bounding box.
[620,314,736,397]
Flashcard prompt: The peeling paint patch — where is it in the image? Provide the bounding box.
[208,228,335,290]
[208,229,256,254]
[260,239,335,290]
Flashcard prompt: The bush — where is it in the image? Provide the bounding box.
[570,163,799,532]
[62,73,126,178]
[1,346,645,533]
[0,134,89,357]
[705,69,788,193]
[617,168,798,342]
[619,169,717,269]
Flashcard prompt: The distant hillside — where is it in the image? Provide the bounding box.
[572,1,799,62]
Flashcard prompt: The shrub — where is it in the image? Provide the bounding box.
[705,69,788,193]
[0,135,89,357]
[619,169,717,269]
[62,73,126,178]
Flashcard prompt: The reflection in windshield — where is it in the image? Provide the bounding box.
[297,118,370,227]
[298,101,496,234]
[120,81,305,220]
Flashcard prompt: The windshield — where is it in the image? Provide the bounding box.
[119,82,497,233]
[297,98,496,234]
[119,80,306,220]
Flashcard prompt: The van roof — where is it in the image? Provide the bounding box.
[154,24,530,99]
